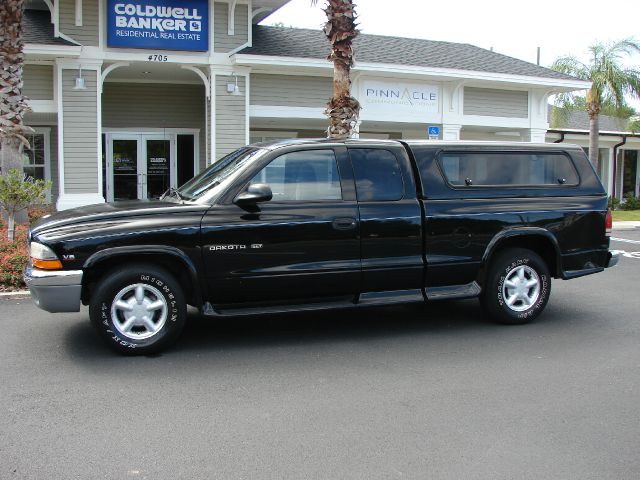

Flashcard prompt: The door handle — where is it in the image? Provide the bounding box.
[332,217,357,230]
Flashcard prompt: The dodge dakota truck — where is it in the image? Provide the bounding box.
[25,139,619,354]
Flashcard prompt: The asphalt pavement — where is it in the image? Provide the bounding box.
[1,230,639,479]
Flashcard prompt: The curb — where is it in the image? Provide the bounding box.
[0,290,30,297]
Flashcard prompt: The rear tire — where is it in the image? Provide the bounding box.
[481,248,551,325]
[89,264,186,355]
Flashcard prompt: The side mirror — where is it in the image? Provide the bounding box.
[234,183,273,206]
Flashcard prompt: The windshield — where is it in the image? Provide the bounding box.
[177,147,265,201]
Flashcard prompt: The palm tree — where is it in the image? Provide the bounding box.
[311,0,361,138]
[0,0,31,174]
[551,39,640,168]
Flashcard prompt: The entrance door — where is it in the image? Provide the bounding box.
[107,134,175,202]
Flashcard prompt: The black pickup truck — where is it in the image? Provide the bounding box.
[25,139,618,354]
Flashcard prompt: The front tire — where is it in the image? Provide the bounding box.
[89,264,186,355]
[481,248,551,325]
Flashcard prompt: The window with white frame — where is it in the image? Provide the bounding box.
[22,133,47,180]
[21,129,51,201]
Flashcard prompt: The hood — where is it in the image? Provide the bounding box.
[31,199,209,235]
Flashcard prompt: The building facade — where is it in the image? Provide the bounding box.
[23,0,596,210]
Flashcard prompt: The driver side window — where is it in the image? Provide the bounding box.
[250,149,342,201]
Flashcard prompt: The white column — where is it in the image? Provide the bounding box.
[55,58,105,210]
[442,124,462,141]
[528,128,547,143]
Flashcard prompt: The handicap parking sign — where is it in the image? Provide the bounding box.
[428,126,439,139]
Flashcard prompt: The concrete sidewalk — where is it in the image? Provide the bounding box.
[613,221,640,230]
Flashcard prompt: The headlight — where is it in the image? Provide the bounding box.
[30,242,63,270]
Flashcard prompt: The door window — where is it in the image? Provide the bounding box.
[349,149,404,201]
[112,139,138,201]
[22,133,47,181]
[250,149,342,201]
[146,139,171,200]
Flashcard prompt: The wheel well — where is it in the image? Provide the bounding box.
[81,254,200,307]
[479,235,560,285]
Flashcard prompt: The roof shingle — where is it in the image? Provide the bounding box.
[24,10,75,46]
[241,26,578,81]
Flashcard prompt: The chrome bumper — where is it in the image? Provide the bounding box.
[606,251,620,268]
[23,266,83,313]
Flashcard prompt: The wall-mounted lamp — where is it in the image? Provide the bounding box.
[74,66,87,90]
[227,74,241,96]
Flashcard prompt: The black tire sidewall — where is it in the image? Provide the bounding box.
[484,249,551,324]
[90,265,186,354]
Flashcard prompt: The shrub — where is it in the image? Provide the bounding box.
[608,196,620,211]
[620,194,640,211]
[0,223,29,289]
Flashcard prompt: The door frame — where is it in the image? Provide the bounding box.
[104,128,200,202]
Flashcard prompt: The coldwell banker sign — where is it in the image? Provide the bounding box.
[107,0,209,51]
[361,80,440,120]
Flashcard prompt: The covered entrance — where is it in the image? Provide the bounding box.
[104,131,198,202]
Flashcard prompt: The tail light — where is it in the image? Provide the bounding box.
[605,208,612,237]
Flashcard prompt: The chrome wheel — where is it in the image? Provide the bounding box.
[111,283,168,340]
[502,265,540,312]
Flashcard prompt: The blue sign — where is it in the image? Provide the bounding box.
[107,0,209,51]
[428,126,440,136]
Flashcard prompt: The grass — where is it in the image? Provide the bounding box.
[612,210,640,221]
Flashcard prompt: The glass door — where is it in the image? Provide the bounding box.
[145,138,171,200]
[111,137,140,201]
[106,134,176,202]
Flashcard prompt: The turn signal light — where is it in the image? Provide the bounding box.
[31,258,63,270]
[29,242,63,270]
[605,208,612,237]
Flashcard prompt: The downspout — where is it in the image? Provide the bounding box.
[553,132,565,143]
[611,136,627,199]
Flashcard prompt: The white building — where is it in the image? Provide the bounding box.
[22,0,598,210]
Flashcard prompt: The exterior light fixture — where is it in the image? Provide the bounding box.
[74,66,87,90]
[227,74,241,95]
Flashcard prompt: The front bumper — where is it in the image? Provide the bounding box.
[23,266,83,313]
[606,250,620,268]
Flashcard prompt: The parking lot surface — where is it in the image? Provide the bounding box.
[1,230,639,479]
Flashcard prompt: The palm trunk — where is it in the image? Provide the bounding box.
[0,137,24,172]
[0,0,32,175]
[322,0,361,139]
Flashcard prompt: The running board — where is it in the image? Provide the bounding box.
[425,281,481,301]
[202,289,425,317]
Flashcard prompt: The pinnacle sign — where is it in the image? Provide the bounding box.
[107,0,209,51]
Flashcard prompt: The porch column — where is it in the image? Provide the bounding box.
[442,124,462,141]
[210,66,250,162]
[528,128,547,143]
[55,59,104,210]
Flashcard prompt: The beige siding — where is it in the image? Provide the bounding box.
[463,87,529,118]
[59,0,99,46]
[215,75,246,159]
[102,83,207,171]
[62,70,99,194]
[251,74,332,108]
[214,2,249,53]
[23,65,54,100]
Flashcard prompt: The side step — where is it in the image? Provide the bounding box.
[425,281,481,301]
[202,289,425,317]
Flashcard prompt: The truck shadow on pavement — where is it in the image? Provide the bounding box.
[63,298,563,361]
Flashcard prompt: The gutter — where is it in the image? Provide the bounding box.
[553,132,565,143]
